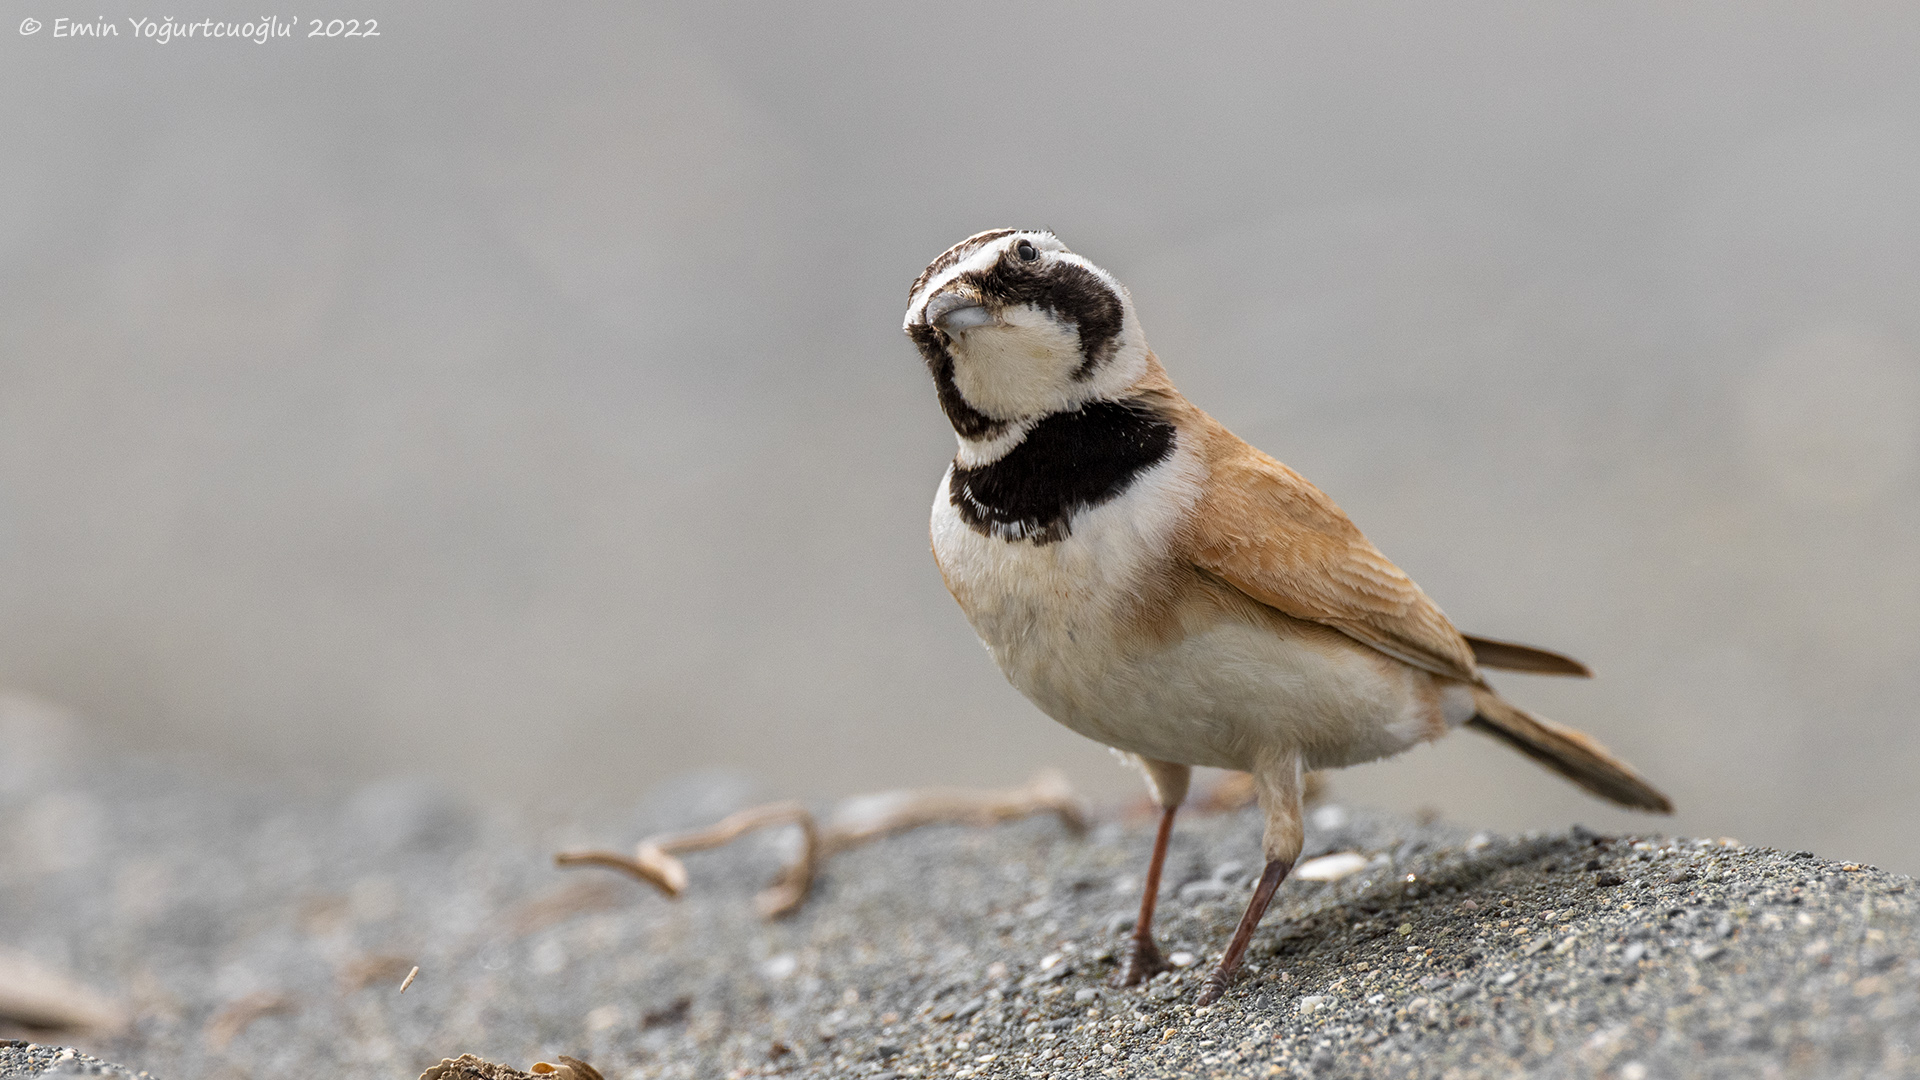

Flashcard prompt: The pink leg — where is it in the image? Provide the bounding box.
[1196,857,1292,1005]
[1116,804,1178,986]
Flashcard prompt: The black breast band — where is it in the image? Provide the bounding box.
[949,398,1176,544]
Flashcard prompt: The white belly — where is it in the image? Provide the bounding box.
[931,447,1471,771]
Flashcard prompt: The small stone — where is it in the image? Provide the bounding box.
[1073,988,1099,1003]
[1448,982,1479,1003]
[1690,943,1726,963]
[1212,861,1247,883]
[1396,923,1413,935]
[1594,872,1625,888]
[1622,943,1647,965]
[1168,951,1196,968]
[1666,869,1696,885]
[1297,995,1329,1014]
[1295,852,1369,882]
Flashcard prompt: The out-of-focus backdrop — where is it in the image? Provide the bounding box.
[3,3,1917,867]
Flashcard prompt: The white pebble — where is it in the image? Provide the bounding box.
[1295,853,1369,882]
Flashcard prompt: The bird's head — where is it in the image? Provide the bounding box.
[904,229,1150,443]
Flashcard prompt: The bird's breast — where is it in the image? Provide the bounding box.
[931,443,1209,737]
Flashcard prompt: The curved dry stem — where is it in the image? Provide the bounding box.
[552,848,687,897]
[556,772,1086,919]
[819,768,1088,855]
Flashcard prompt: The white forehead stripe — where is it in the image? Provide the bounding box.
[903,231,1067,329]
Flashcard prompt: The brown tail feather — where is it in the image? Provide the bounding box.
[1464,635,1592,677]
[1467,687,1672,813]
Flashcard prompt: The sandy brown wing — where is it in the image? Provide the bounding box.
[1186,438,1481,684]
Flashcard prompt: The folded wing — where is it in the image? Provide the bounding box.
[1185,433,1482,684]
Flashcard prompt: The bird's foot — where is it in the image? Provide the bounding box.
[1115,935,1169,987]
[1194,966,1231,1006]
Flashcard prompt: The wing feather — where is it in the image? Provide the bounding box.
[1185,428,1481,683]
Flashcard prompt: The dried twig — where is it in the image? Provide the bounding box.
[820,768,1087,854]
[399,966,420,994]
[558,800,817,916]
[556,769,1087,919]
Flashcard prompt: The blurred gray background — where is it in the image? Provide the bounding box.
[3,3,1917,867]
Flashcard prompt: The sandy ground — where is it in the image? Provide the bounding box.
[3,723,1917,1079]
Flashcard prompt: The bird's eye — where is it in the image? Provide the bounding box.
[1015,240,1039,262]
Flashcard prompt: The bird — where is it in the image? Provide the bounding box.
[901,228,1672,1006]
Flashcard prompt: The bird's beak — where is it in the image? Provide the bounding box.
[924,289,995,333]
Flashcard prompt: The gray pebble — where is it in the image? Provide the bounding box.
[1178,879,1231,902]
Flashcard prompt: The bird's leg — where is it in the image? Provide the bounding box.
[1117,756,1190,987]
[1196,750,1304,1005]
[1196,857,1292,1004]
[1117,803,1177,985]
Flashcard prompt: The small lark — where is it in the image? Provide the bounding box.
[903,229,1671,1005]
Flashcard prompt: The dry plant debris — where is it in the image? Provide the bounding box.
[399,965,419,994]
[418,1053,604,1080]
[555,769,1088,918]
[0,948,129,1037]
